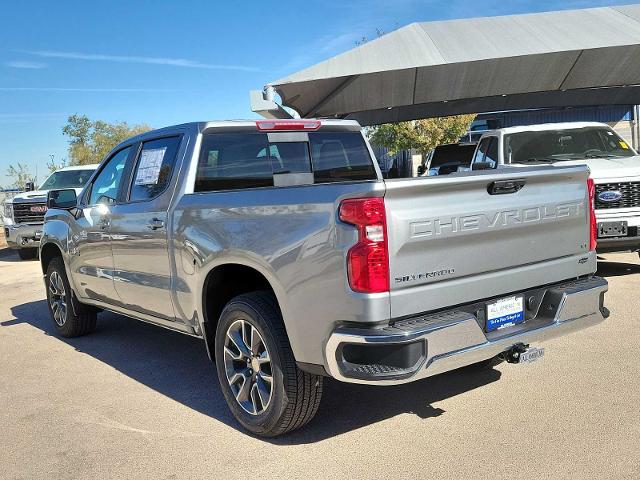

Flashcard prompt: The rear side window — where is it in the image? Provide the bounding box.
[129,136,181,202]
[309,132,376,183]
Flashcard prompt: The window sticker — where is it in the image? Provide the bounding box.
[620,141,630,150]
[135,147,166,185]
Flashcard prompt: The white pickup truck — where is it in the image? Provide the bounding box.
[470,122,640,254]
[2,165,98,259]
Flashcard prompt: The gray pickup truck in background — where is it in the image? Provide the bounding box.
[39,119,609,437]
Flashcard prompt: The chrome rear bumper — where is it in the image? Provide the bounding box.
[324,277,608,385]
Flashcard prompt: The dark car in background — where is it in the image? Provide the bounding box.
[422,142,477,176]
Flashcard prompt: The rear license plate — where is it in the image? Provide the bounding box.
[519,346,545,364]
[598,221,628,238]
[486,296,524,332]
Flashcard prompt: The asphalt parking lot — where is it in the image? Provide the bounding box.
[1,249,638,480]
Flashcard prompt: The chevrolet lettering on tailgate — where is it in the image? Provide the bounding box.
[410,203,582,238]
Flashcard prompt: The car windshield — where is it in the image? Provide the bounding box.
[39,169,94,190]
[505,127,636,164]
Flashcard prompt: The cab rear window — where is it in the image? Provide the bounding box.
[195,131,376,192]
[196,133,273,192]
[309,132,377,183]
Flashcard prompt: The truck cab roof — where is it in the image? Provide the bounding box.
[480,121,613,138]
[124,119,363,144]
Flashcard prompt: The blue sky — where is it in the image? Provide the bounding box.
[0,0,635,185]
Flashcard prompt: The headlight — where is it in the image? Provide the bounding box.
[3,202,13,220]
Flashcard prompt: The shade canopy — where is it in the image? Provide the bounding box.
[265,5,640,125]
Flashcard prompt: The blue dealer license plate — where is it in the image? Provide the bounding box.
[486,296,524,332]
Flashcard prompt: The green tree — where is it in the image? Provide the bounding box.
[368,115,477,165]
[46,156,67,174]
[62,114,151,165]
[5,163,36,190]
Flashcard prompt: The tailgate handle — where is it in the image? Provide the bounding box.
[488,179,525,195]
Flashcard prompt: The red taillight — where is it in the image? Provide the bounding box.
[339,197,389,293]
[587,177,597,251]
[255,119,321,131]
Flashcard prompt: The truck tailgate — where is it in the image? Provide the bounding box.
[384,165,596,319]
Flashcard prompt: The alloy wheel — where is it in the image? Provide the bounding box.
[48,271,67,327]
[223,319,273,415]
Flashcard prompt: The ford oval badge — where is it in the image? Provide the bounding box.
[597,190,623,202]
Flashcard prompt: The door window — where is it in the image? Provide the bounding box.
[472,137,498,169]
[472,139,490,165]
[129,136,181,202]
[88,147,131,205]
[484,137,498,167]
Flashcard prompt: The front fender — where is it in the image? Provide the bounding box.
[40,211,74,286]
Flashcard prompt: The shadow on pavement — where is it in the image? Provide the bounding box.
[597,259,640,278]
[0,250,38,263]
[4,299,501,444]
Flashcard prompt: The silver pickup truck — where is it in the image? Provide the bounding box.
[39,119,609,437]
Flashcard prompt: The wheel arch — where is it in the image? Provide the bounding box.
[200,262,290,362]
[40,241,64,275]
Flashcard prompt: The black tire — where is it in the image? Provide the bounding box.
[214,291,323,437]
[18,248,38,260]
[45,257,97,337]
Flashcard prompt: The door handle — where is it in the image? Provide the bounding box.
[146,218,165,230]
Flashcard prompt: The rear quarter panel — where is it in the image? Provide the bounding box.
[171,181,389,365]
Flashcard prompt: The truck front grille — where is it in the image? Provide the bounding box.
[594,182,640,210]
[13,202,47,223]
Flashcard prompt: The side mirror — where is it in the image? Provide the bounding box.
[472,162,494,171]
[48,189,77,210]
[416,165,426,176]
[25,181,35,192]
